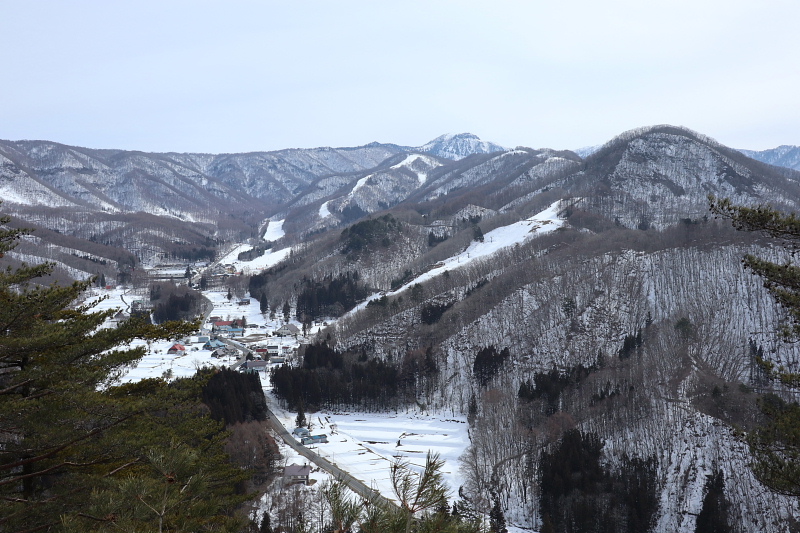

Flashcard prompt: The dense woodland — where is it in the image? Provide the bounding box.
[538,430,659,533]
[150,280,206,323]
[269,343,439,411]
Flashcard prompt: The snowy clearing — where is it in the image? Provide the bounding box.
[400,200,564,290]
[391,153,439,185]
[267,398,470,506]
[349,200,566,314]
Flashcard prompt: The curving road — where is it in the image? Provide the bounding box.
[223,357,397,508]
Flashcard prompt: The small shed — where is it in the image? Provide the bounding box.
[292,427,310,438]
[241,360,268,371]
[111,310,130,324]
[301,434,328,445]
[283,463,311,485]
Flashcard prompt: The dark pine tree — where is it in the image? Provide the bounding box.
[489,497,508,533]
[295,402,307,428]
[259,511,273,533]
[695,469,731,533]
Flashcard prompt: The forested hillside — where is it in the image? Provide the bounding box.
[255,126,800,531]
[3,124,800,531]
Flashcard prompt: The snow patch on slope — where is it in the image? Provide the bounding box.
[348,200,566,314]
[350,174,373,194]
[391,153,440,185]
[319,201,332,219]
[218,244,292,271]
[263,219,285,241]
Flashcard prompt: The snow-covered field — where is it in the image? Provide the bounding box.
[268,399,470,506]
[263,219,285,242]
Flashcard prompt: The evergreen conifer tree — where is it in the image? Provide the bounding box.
[695,469,731,533]
[296,402,307,428]
[259,511,274,533]
[710,196,800,497]
[0,213,246,532]
[488,497,508,533]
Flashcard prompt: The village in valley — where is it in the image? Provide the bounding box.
[85,239,473,519]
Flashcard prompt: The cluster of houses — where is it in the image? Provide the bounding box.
[209,318,245,338]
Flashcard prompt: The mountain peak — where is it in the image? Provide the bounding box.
[417,133,505,161]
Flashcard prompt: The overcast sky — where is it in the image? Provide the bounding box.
[2,1,798,154]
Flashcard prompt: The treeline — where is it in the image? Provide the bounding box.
[269,343,438,411]
[421,301,455,325]
[237,243,271,262]
[295,271,369,320]
[539,429,659,533]
[472,346,511,387]
[170,244,216,262]
[200,368,280,490]
[518,362,597,415]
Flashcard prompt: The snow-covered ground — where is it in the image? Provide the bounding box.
[268,399,470,506]
[263,219,285,241]
[404,200,564,289]
[319,200,331,219]
[390,153,438,186]
[81,242,539,528]
[88,283,474,512]
[84,286,305,383]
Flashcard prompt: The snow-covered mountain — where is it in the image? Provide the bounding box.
[417,132,506,160]
[246,125,800,532]
[739,144,800,171]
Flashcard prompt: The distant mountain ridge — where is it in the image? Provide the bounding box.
[2,127,799,270]
[739,144,800,171]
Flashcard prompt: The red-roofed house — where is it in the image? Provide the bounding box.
[167,343,186,355]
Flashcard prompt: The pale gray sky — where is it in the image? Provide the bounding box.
[2,0,798,153]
